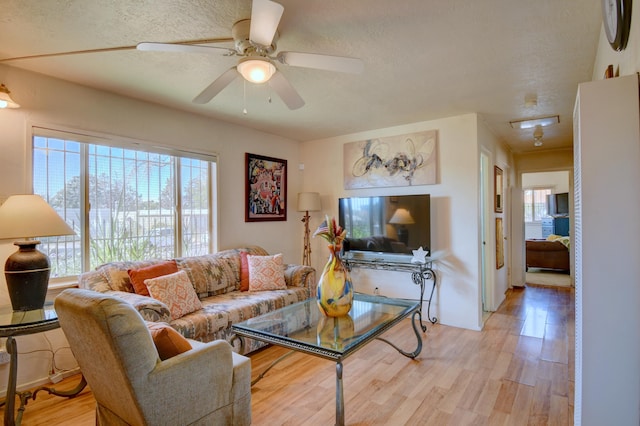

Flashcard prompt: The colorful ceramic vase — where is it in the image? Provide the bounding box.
[317,244,353,317]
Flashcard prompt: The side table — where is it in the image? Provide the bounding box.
[0,303,86,426]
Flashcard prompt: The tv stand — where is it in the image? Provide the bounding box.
[343,255,438,331]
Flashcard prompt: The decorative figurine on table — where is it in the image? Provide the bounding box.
[411,246,429,264]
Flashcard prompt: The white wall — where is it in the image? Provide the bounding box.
[300,113,511,331]
[522,170,570,193]
[574,74,640,426]
[0,64,304,393]
[581,11,640,424]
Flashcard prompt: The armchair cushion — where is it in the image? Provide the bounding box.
[146,321,192,360]
[145,271,203,320]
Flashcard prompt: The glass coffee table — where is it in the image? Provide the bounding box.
[232,293,423,426]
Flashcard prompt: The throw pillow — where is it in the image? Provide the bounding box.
[128,260,179,296]
[145,270,203,320]
[145,322,192,360]
[247,253,287,292]
[239,251,250,291]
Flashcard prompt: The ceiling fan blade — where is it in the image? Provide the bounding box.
[137,42,235,55]
[277,51,364,74]
[193,68,239,104]
[250,0,284,47]
[268,71,304,110]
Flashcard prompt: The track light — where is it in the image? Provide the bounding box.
[237,57,276,83]
[510,115,559,129]
[0,84,20,109]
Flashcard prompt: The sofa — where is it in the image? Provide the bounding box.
[525,239,570,272]
[78,246,316,355]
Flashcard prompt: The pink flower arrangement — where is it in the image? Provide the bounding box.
[313,215,346,248]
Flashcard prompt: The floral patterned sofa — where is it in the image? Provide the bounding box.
[78,246,316,355]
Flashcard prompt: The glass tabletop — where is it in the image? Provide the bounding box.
[233,293,418,360]
[0,302,59,337]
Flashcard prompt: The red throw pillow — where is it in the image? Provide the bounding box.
[239,251,250,291]
[145,322,192,360]
[128,260,179,296]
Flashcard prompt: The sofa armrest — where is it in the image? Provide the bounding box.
[284,264,317,298]
[108,291,172,323]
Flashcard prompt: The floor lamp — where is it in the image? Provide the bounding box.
[297,192,321,266]
[0,195,75,311]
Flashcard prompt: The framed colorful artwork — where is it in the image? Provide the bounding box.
[245,153,287,222]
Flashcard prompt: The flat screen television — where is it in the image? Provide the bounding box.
[547,192,569,216]
[338,194,431,255]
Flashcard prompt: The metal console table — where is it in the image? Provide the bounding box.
[344,255,438,332]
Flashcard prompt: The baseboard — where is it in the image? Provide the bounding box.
[0,367,81,398]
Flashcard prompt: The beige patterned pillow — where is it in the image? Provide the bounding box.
[145,270,203,320]
[247,253,287,292]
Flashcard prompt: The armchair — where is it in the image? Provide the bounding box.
[55,289,251,425]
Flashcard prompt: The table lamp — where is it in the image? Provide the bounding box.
[297,192,321,266]
[389,208,415,246]
[0,195,75,311]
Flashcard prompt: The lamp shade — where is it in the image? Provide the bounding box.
[297,192,321,212]
[0,195,75,240]
[389,208,415,225]
[0,84,20,109]
[237,57,276,83]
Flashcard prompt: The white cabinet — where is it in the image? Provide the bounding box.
[573,74,640,425]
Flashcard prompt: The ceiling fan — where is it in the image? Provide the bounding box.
[136,0,364,110]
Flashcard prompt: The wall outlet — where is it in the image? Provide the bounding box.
[0,349,11,365]
[49,372,64,384]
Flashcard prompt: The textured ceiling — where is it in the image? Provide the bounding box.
[0,0,601,153]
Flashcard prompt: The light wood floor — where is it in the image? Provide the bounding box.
[10,284,574,425]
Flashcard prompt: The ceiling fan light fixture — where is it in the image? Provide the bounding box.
[237,57,276,84]
[0,84,20,109]
[533,125,544,147]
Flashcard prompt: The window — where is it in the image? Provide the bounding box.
[523,188,551,223]
[32,128,217,280]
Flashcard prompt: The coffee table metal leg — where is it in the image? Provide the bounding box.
[336,361,344,426]
[376,310,423,359]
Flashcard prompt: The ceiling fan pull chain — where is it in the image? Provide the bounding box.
[243,80,248,115]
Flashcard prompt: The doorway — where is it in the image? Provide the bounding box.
[522,170,572,287]
[480,151,492,316]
